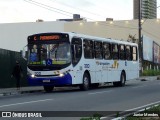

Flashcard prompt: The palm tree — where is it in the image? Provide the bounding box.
[128,34,137,43]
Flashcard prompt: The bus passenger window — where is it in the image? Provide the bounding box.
[126,46,131,61]
[84,39,94,59]
[119,45,126,60]
[132,46,137,61]
[94,41,102,59]
[71,38,82,66]
[112,44,119,59]
[103,43,111,59]
[40,45,47,60]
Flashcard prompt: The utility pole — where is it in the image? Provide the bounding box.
[138,0,142,74]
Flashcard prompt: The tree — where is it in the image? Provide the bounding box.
[128,34,137,43]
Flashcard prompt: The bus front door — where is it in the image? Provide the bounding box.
[95,61,102,83]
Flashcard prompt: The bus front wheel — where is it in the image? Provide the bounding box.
[80,73,90,91]
[43,86,54,92]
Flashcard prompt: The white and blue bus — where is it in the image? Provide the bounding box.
[24,32,139,92]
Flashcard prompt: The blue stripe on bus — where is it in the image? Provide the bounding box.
[27,73,72,86]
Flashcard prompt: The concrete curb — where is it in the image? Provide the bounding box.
[139,76,157,81]
[0,90,44,97]
[0,87,44,97]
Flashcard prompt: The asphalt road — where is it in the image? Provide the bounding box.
[0,78,160,120]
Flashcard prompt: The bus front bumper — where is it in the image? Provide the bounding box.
[27,73,72,86]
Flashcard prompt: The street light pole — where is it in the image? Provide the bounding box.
[138,0,142,73]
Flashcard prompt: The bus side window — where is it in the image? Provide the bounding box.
[103,42,111,60]
[126,45,132,61]
[71,38,82,66]
[94,41,103,59]
[119,44,126,60]
[84,39,94,59]
[29,45,38,62]
[132,46,137,61]
[112,44,119,60]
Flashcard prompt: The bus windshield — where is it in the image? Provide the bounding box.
[28,42,71,66]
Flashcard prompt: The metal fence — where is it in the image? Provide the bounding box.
[0,48,27,88]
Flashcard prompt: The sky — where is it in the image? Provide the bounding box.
[0,0,160,23]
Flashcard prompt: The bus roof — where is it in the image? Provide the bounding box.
[28,32,138,46]
[67,32,138,46]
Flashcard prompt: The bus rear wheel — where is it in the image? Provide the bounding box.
[80,73,90,91]
[43,86,54,92]
[113,72,126,87]
[120,72,126,86]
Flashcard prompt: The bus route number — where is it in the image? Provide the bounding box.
[84,64,90,68]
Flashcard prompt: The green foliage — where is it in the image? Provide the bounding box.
[145,105,160,112]
[116,112,119,117]
[80,113,102,120]
[142,69,160,76]
[126,117,143,120]
[126,104,160,120]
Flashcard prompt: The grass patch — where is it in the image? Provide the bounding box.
[126,105,160,120]
[80,113,102,120]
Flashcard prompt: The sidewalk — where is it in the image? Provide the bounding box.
[139,76,158,81]
[0,76,158,97]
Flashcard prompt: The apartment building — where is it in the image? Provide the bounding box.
[134,0,157,19]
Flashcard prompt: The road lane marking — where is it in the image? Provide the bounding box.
[0,99,53,108]
[132,85,148,89]
[100,100,160,120]
[125,100,160,111]
[88,90,113,95]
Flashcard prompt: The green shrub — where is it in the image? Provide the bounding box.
[142,69,160,76]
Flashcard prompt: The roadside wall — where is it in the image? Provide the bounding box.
[0,21,65,51]
[0,48,27,88]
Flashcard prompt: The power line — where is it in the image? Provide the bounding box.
[50,0,139,30]
[24,0,73,17]
[24,0,92,21]
[142,29,160,40]
[48,0,137,29]
[49,0,106,19]
[23,0,137,30]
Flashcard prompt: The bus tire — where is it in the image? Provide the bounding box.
[80,73,90,91]
[113,72,126,87]
[119,72,126,87]
[43,86,54,92]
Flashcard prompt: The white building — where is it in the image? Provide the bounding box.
[0,19,160,52]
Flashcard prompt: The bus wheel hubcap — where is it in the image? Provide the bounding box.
[84,77,89,86]
[122,75,125,84]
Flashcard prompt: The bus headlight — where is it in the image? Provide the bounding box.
[59,73,64,77]
[31,74,35,78]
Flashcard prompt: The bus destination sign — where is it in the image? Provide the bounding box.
[34,35,60,41]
